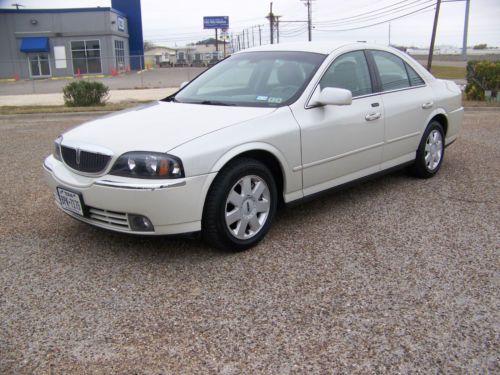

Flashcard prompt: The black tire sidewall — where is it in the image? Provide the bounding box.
[415,121,445,178]
[203,158,278,251]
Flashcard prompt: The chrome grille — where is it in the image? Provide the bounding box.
[61,146,111,174]
[88,207,129,229]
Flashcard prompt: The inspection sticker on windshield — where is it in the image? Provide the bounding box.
[268,97,283,104]
[256,95,269,101]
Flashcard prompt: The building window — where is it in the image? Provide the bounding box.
[71,40,102,75]
[28,54,51,77]
[114,40,125,72]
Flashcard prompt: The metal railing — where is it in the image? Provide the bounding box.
[0,55,211,95]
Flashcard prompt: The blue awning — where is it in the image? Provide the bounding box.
[20,37,49,53]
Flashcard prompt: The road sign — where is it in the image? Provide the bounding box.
[203,16,229,29]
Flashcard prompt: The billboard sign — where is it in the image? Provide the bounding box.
[203,16,229,29]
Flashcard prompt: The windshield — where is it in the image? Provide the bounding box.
[173,51,326,107]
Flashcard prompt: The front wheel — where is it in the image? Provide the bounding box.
[411,121,445,178]
[202,158,278,251]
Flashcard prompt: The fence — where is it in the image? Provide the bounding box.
[0,55,209,95]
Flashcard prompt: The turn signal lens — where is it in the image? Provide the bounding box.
[53,136,63,161]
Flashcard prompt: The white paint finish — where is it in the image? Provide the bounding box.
[44,43,464,237]
[44,156,213,230]
[169,106,303,196]
[380,85,434,163]
[53,45,67,69]
[62,101,277,160]
[293,94,385,189]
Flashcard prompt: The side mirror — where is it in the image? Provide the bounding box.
[310,87,352,107]
[180,81,189,89]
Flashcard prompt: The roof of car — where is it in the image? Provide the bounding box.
[235,41,365,55]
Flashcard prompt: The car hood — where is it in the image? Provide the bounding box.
[61,101,276,155]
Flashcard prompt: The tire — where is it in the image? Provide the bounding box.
[411,121,445,178]
[202,157,278,251]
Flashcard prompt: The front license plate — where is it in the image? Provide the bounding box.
[57,187,84,216]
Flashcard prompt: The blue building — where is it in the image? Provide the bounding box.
[0,0,144,79]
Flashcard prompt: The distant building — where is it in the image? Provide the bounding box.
[144,47,177,67]
[0,0,144,79]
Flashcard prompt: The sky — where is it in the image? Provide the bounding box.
[1,0,499,48]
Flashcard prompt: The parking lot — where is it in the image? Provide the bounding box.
[0,110,498,373]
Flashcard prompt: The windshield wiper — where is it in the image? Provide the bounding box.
[199,100,236,106]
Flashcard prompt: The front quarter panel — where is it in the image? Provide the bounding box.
[168,106,303,202]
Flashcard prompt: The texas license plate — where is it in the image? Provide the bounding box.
[57,187,84,216]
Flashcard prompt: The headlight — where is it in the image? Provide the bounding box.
[53,136,62,161]
[110,152,184,179]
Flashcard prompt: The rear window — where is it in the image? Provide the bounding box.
[405,63,425,86]
[371,50,410,91]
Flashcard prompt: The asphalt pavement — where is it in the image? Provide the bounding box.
[0,111,498,374]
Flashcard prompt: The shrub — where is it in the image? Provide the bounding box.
[63,80,109,106]
[465,60,500,100]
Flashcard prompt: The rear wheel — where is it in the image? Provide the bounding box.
[411,121,445,178]
[202,157,277,251]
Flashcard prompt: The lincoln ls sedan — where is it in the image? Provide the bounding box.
[44,42,464,251]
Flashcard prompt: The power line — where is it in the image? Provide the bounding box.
[314,2,436,32]
[315,0,418,23]
[314,0,433,27]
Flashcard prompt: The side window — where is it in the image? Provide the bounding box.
[405,63,425,86]
[371,50,410,91]
[319,51,372,97]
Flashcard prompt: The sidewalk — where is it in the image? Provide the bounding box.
[0,88,177,106]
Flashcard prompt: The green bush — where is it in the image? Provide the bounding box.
[465,61,500,101]
[63,80,109,106]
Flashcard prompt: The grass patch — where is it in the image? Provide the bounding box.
[463,100,500,107]
[431,66,466,80]
[0,101,150,115]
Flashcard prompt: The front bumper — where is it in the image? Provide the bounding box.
[43,155,216,235]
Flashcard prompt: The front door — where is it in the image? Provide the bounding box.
[293,50,385,196]
[28,54,51,78]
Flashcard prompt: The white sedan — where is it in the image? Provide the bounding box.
[44,42,463,251]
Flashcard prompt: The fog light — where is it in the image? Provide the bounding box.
[128,214,154,232]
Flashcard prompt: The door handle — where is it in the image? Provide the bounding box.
[365,112,381,121]
[422,102,434,109]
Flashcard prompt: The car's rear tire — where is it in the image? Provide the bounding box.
[411,121,445,178]
[202,157,278,251]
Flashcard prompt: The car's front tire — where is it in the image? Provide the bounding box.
[411,121,445,178]
[202,157,277,251]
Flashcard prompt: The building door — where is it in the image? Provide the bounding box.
[114,40,125,72]
[28,54,51,77]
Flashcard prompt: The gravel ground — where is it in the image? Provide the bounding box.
[0,111,499,374]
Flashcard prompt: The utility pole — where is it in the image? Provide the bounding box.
[276,16,281,44]
[237,35,241,51]
[11,3,24,10]
[258,25,262,45]
[427,0,441,71]
[242,30,245,50]
[252,26,255,47]
[301,0,314,42]
[462,0,470,60]
[215,29,219,52]
[388,23,391,46]
[267,2,275,44]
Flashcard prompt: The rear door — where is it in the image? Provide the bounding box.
[368,50,435,169]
